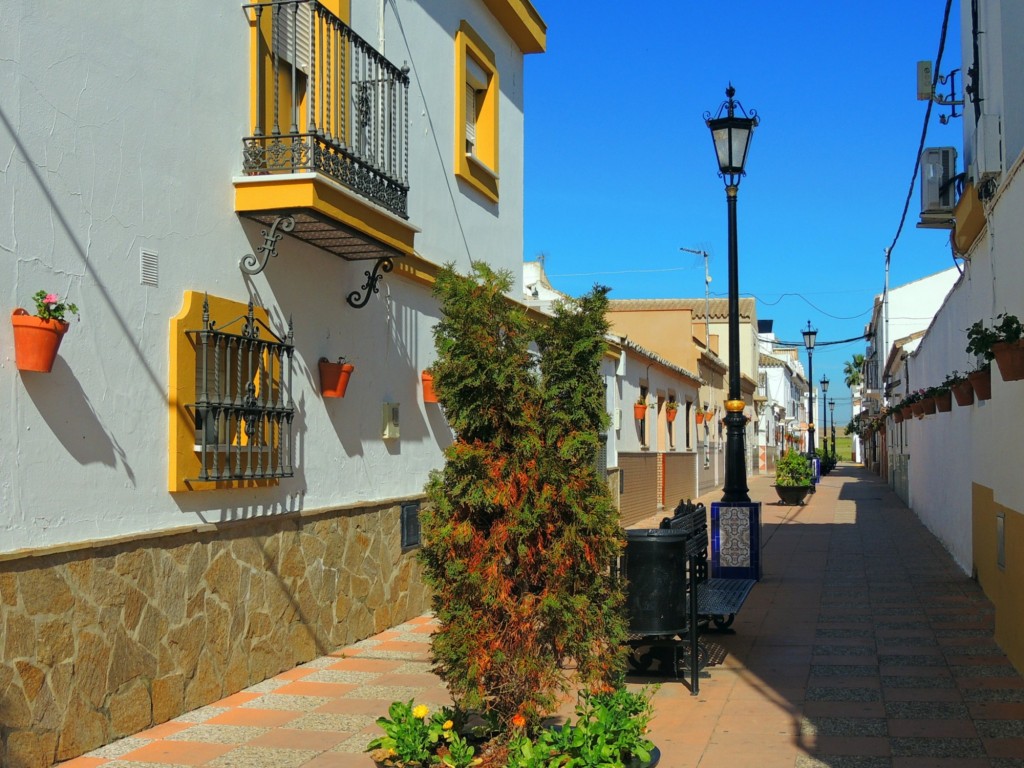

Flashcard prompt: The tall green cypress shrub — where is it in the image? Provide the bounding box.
[419,264,626,731]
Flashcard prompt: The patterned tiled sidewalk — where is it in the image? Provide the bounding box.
[63,464,1024,767]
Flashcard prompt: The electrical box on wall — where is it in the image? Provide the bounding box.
[382,402,400,439]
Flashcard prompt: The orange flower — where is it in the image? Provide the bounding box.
[511,713,526,729]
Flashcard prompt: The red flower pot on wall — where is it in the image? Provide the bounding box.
[968,369,992,401]
[421,371,439,403]
[319,358,354,398]
[666,408,677,423]
[951,380,974,407]
[633,403,647,420]
[11,309,69,372]
[993,340,1024,382]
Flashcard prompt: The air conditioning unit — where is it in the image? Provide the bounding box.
[920,147,957,214]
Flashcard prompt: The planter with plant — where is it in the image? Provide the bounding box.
[385,265,641,766]
[774,448,812,505]
[965,313,1024,386]
[318,356,354,398]
[11,290,79,372]
[665,400,678,423]
[421,369,439,403]
[944,371,974,407]
[634,397,649,421]
[369,689,658,768]
[989,313,1024,381]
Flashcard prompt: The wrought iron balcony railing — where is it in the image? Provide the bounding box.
[242,0,410,219]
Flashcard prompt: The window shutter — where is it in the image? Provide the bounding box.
[274,1,312,74]
[465,83,477,153]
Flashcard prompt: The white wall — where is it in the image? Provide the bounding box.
[904,150,1024,573]
[375,0,527,282]
[0,0,527,553]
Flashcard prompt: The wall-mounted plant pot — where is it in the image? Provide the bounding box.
[935,390,953,412]
[319,358,354,398]
[893,410,904,424]
[11,309,68,372]
[920,396,936,415]
[695,412,704,424]
[666,408,677,423]
[911,402,925,419]
[968,369,992,401]
[633,403,647,420]
[952,380,974,407]
[901,406,913,420]
[421,371,438,403]
[993,340,1024,382]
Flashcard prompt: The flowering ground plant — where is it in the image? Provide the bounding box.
[31,290,79,323]
[366,701,478,767]
[506,688,655,768]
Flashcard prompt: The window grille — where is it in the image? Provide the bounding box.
[401,502,421,550]
[188,297,295,482]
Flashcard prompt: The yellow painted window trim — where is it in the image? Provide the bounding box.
[455,20,499,203]
[169,291,280,493]
[481,0,547,54]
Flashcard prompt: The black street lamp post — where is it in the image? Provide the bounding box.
[802,322,818,456]
[829,398,836,457]
[705,85,758,504]
[820,375,830,457]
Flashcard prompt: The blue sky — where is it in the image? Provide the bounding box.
[523,1,963,423]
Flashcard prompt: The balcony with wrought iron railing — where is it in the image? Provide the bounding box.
[236,0,417,277]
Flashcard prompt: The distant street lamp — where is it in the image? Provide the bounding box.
[820,375,830,457]
[802,322,818,455]
[705,84,758,503]
[829,398,836,458]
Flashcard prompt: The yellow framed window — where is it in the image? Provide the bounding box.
[455,21,499,202]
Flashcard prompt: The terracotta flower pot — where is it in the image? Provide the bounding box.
[935,389,952,412]
[421,371,438,403]
[911,402,925,418]
[920,396,936,415]
[968,369,992,401]
[319,359,354,398]
[11,309,69,372]
[952,380,974,407]
[634,403,648,420]
[695,411,704,424]
[901,406,913,420]
[992,340,1024,382]
[893,410,904,424]
[666,408,677,423]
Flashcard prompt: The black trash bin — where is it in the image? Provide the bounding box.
[622,529,689,636]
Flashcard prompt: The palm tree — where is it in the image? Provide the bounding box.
[844,354,864,390]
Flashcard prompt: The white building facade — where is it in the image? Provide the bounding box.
[1,1,546,763]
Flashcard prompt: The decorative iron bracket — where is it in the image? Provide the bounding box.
[239,215,296,275]
[347,257,394,309]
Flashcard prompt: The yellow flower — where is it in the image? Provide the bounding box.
[413,704,430,719]
[443,720,454,730]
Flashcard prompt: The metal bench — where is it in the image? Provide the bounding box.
[620,500,756,694]
[663,500,756,630]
